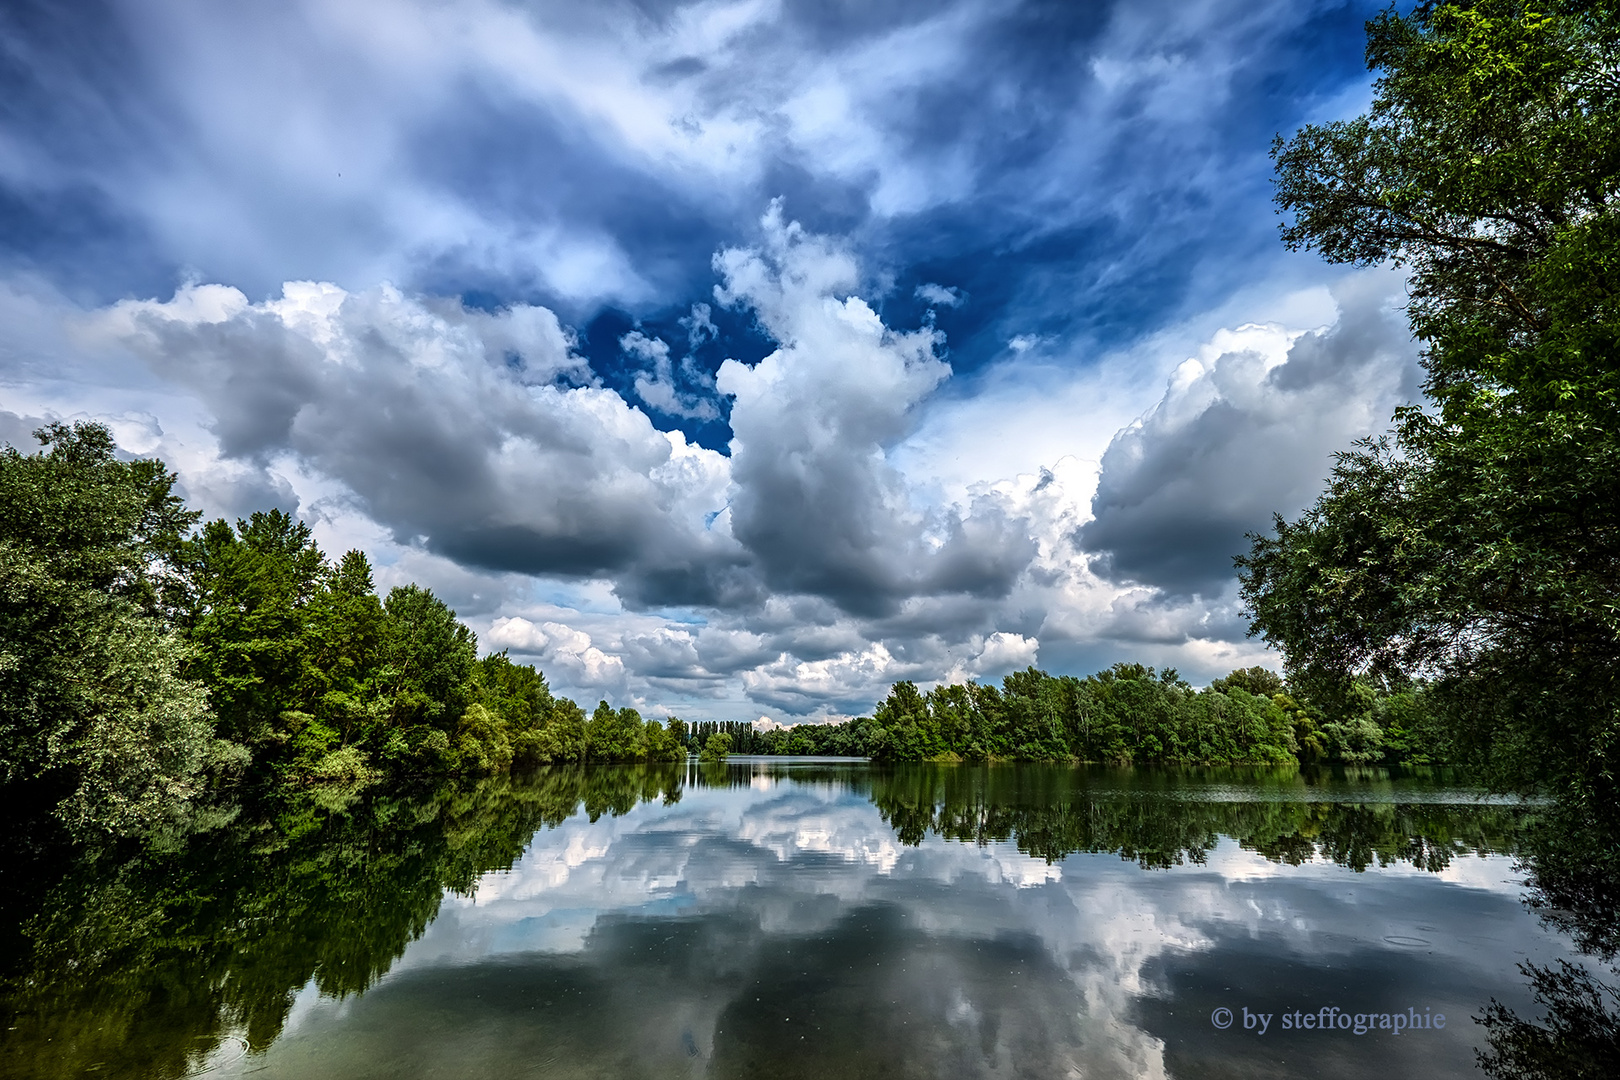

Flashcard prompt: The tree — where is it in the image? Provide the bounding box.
[1210,667,1284,699]
[377,585,477,727]
[1477,961,1620,1080]
[1239,1,1620,824]
[700,731,732,762]
[0,423,219,835]
[298,550,387,748]
[180,510,328,752]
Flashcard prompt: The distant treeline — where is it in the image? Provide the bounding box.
[728,665,1448,767]
[3,422,1447,840]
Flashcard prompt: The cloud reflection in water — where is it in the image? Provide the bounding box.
[245,764,1567,1080]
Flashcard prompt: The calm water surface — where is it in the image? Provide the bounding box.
[0,761,1572,1079]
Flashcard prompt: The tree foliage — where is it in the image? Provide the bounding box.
[725,665,1444,766]
[0,423,215,837]
[0,423,690,835]
[699,731,733,761]
[1240,1,1620,814]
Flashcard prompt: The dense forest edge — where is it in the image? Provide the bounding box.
[0,421,686,840]
[0,420,1458,841]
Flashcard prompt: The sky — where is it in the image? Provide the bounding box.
[0,0,1425,722]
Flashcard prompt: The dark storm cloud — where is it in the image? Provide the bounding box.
[1078,273,1422,598]
[725,461,1036,618]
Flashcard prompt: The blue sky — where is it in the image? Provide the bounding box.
[0,0,1421,720]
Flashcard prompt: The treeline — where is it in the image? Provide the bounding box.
[1,421,1448,841]
[749,664,1448,765]
[1,423,685,837]
[183,512,689,780]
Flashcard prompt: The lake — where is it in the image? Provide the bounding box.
[0,759,1580,1079]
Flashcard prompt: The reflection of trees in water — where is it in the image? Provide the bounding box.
[1476,803,1620,1079]
[0,764,682,1080]
[866,763,1525,870]
[1478,961,1620,1080]
[7,760,1605,1080]
[861,764,1620,1078]
[862,763,1619,1077]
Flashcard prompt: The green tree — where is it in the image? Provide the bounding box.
[0,423,220,835]
[700,731,732,761]
[297,550,387,749]
[585,701,646,762]
[999,667,1071,760]
[869,681,935,761]
[1239,1,1620,825]
[1211,667,1285,699]
[376,585,476,729]
[536,698,589,764]
[180,510,328,757]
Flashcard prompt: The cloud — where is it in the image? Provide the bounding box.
[82,207,1050,631]
[0,408,50,450]
[737,628,1042,719]
[60,209,1074,716]
[914,282,964,308]
[715,204,1037,616]
[963,631,1040,678]
[0,0,1375,362]
[93,280,749,608]
[486,617,628,695]
[741,641,925,717]
[621,328,721,420]
[1078,270,1421,598]
[16,188,1427,717]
